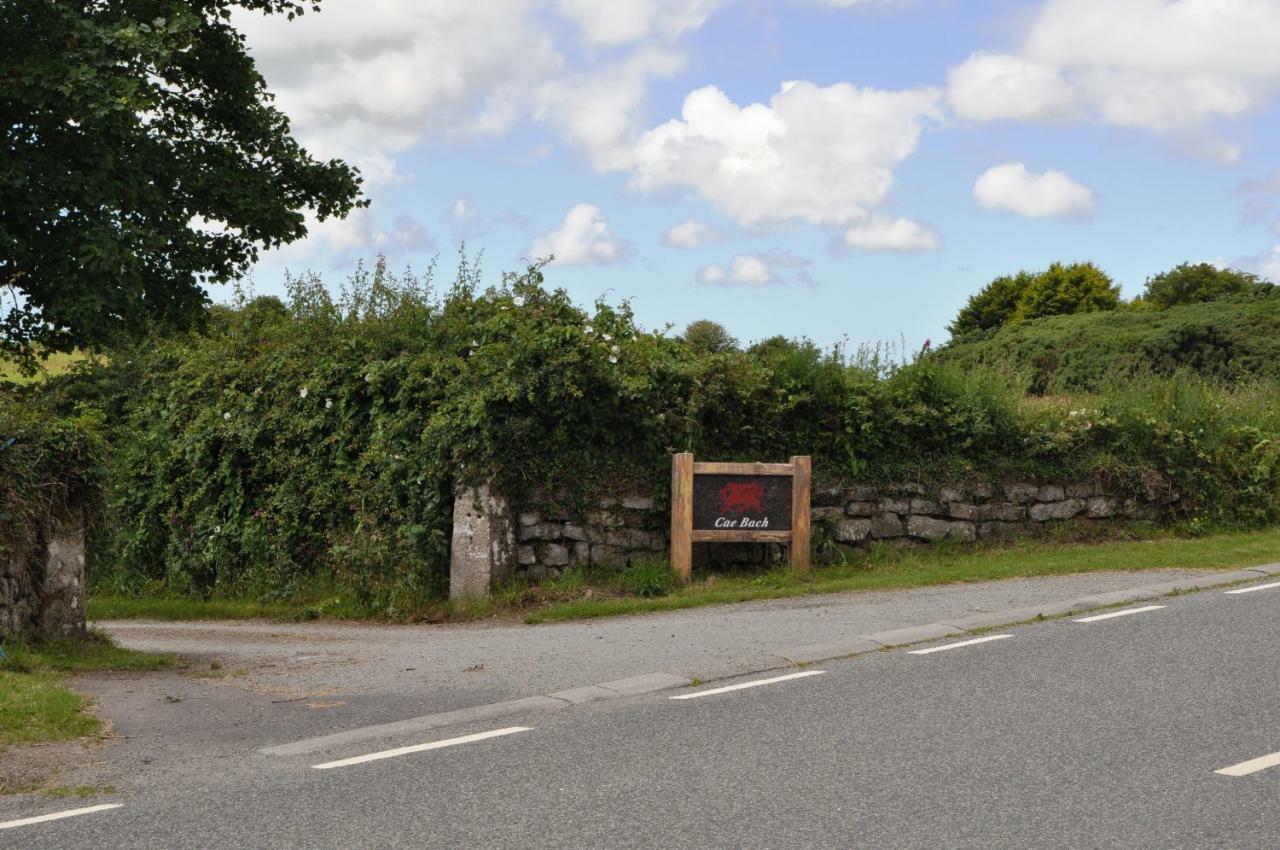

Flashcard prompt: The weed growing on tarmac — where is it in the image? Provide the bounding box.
[42,784,116,799]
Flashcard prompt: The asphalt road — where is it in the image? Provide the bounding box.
[7,579,1278,847]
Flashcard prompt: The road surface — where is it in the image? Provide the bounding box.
[5,576,1278,847]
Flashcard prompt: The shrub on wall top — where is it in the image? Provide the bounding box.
[0,396,103,559]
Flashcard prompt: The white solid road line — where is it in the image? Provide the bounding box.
[311,726,532,770]
[0,804,122,831]
[908,634,1012,655]
[1225,581,1280,595]
[670,670,826,700]
[1215,750,1280,777]
[1074,605,1165,623]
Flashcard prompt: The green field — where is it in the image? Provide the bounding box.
[0,350,85,384]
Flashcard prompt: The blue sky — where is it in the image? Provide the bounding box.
[235,0,1280,348]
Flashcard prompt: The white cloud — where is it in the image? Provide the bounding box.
[696,264,728,284]
[842,216,940,251]
[529,204,630,265]
[232,1,725,257]
[447,195,485,242]
[946,0,1280,160]
[234,1,711,188]
[1238,169,1280,235]
[729,255,772,285]
[699,256,771,286]
[973,163,1098,219]
[946,52,1076,121]
[235,1,561,179]
[1242,169,1280,195]
[534,47,686,170]
[1247,245,1280,282]
[663,219,724,247]
[271,208,435,263]
[451,196,479,224]
[556,0,722,46]
[697,250,813,287]
[631,81,941,228]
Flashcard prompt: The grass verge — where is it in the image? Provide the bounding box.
[0,630,174,751]
[86,525,1280,627]
[523,526,1280,623]
[87,595,314,622]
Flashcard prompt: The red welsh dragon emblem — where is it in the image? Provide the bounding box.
[718,480,765,516]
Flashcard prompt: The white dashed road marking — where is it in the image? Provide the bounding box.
[0,804,122,831]
[1215,750,1280,777]
[671,670,826,700]
[311,726,532,770]
[1074,605,1165,623]
[908,634,1012,655]
[1224,581,1280,595]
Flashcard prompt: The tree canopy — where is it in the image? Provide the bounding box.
[680,319,738,354]
[1142,262,1265,309]
[1,0,365,371]
[948,262,1122,339]
[1015,262,1121,322]
[947,271,1035,337]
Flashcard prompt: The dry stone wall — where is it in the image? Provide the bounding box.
[515,495,666,581]
[509,477,1180,580]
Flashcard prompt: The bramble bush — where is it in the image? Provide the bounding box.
[18,256,1280,609]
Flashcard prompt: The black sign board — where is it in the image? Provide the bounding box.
[692,474,792,531]
[670,454,811,582]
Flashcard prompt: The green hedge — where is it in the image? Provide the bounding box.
[33,261,1280,610]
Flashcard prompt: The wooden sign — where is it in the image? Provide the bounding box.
[670,453,811,582]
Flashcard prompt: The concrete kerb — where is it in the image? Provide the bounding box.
[858,623,965,648]
[263,672,694,757]
[261,566,1280,758]
[546,685,618,706]
[260,696,566,757]
[592,672,692,697]
[773,639,882,665]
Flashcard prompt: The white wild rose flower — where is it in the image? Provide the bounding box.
[299,387,308,399]
[223,411,231,421]
[584,325,594,335]
[602,333,612,342]
[513,295,526,307]
[325,399,333,410]
[608,355,618,364]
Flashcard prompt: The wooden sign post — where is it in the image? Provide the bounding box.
[670,453,811,582]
